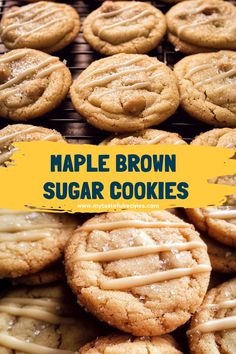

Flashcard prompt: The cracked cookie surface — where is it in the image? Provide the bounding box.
[174,51,236,127]
[0,48,71,121]
[83,1,166,56]
[0,124,65,166]
[0,284,106,354]
[79,333,183,354]
[0,210,77,278]
[11,262,65,286]
[100,128,186,145]
[186,128,236,247]
[166,0,236,54]
[70,54,179,133]
[65,211,211,336]
[188,278,236,354]
[0,1,80,53]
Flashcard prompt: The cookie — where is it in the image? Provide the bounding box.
[0,1,80,53]
[0,284,107,353]
[65,211,211,336]
[0,209,77,278]
[166,0,236,54]
[70,54,179,133]
[188,278,236,354]
[79,333,183,354]
[174,51,236,127]
[11,262,65,286]
[83,1,166,56]
[0,124,64,166]
[100,128,186,145]
[0,48,71,121]
[200,234,236,274]
[186,128,236,247]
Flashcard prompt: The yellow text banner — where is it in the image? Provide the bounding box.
[0,142,235,213]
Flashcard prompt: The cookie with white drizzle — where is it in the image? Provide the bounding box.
[188,278,236,354]
[65,211,211,336]
[0,1,80,53]
[0,283,107,354]
[100,128,186,145]
[0,209,77,278]
[174,51,236,127]
[83,1,166,56]
[166,0,236,54]
[0,48,71,121]
[0,124,65,166]
[79,333,183,354]
[186,128,236,247]
[70,53,179,133]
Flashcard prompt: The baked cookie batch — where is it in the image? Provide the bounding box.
[0,0,235,354]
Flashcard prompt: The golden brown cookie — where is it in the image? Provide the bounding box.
[174,51,236,127]
[79,333,183,354]
[100,128,186,145]
[200,234,236,274]
[166,0,236,54]
[11,262,65,286]
[0,124,65,166]
[0,1,80,53]
[0,210,77,278]
[83,1,166,56]
[186,128,236,247]
[70,54,179,133]
[188,278,236,354]
[0,48,71,121]
[0,284,107,353]
[65,211,211,336]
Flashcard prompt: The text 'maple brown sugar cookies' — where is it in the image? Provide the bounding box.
[0,124,65,166]
[0,284,107,354]
[166,0,236,54]
[174,51,236,127]
[100,128,186,145]
[83,1,166,56]
[188,278,236,354]
[70,54,179,133]
[79,333,183,354]
[0,48,71,121]
[65,211,211,336]
[186,128,236,247]
[0,209,77,279]
[0,1,80,53]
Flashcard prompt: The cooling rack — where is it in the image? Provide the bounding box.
[0,0,217,144]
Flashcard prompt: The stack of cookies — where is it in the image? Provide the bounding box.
[0,0,235,353]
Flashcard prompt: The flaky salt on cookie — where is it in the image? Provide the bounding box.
[0,49,71,121]
[188,278,236,354]
[65,211,211,336]
[0,210,77,278]
[0,1,80,53]
[0,284,107,353]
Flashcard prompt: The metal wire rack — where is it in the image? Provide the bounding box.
[0,0,218,145]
